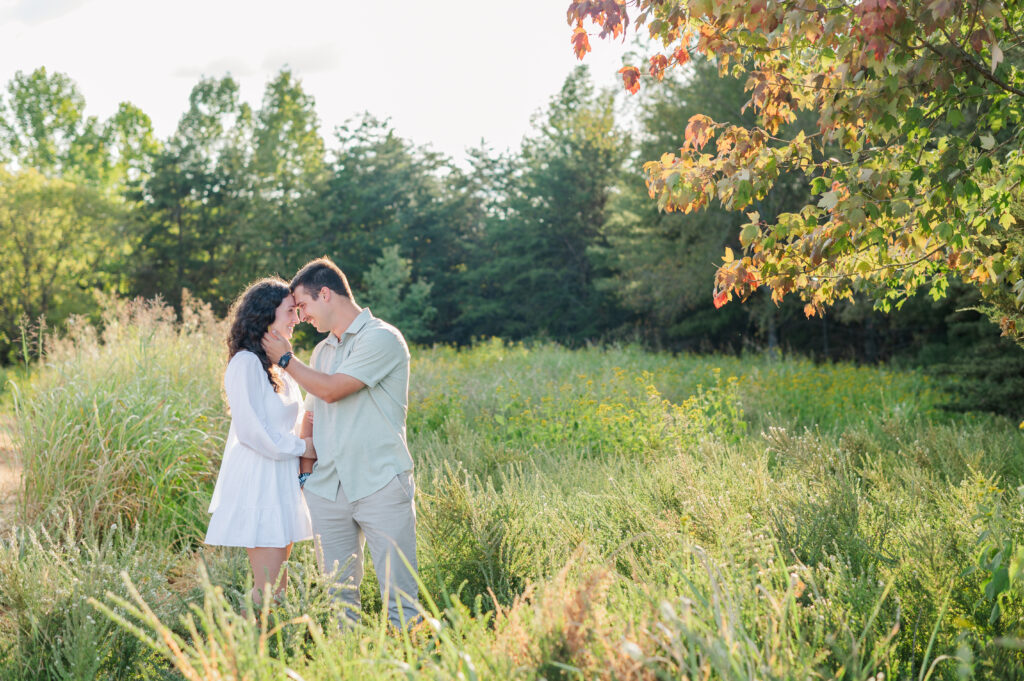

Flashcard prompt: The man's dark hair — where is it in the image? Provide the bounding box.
[290,256,354,301]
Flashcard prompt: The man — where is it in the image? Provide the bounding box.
[261,256,419,628]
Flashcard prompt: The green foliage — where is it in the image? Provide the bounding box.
[0,167,123,362]
[323,114,478,343]
[91,559,351,681]
[131,75,256,312]
[360,244,436,343]
[599,59,760,342]
[570,0,1024,347]
[0,68,98,181]
[460,66,629,343]
[968,478,1024,628]
[239,68,329,287]
[3,63,1021,365]
[0,520,183,680]
[0,67,156,189]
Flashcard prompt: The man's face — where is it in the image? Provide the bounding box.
[293,285,329,333]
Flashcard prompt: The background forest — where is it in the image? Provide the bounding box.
[1,62,1022,416]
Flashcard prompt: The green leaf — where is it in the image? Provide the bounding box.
[739,221,759,247]
[985,563,1009,601]
[988,601,1001,625]
[818,191,839,210]
[1011,546,1024,584]
[733,180,753,208]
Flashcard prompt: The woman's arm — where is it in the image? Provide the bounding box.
[298,411,315,475]
[225,353,311,461]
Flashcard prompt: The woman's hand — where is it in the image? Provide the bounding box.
[302,437,317,461]
[299,437,317,476]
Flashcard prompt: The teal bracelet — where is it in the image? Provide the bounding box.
[298,472,311,488]
[278,351,293,369]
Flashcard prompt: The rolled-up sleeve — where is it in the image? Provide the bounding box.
[225,353,306,460]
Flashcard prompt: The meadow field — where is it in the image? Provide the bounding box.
[1,296,1023,680]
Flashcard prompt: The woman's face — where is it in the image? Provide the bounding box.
[270,294,299,339]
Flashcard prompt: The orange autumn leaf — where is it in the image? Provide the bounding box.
[571,26,592,59]
[684,114,716,149]
[619,66,641,93]
[713,289,729,309]
[649,54,669,79]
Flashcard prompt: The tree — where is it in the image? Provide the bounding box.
[103,102,159,191]
[132,76,254,311]
[0,68,91,176]
[246,68,328,279]
[0,67,154,188]
[599,58,785,348]
[360,245,436,343]
[568,0,1024,343]
[323,115,479,343]
[0,168,120,360]
[460,66,629,342]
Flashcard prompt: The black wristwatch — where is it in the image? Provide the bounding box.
[278,351,293,369]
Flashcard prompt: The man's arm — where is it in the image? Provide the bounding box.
[262,331,366,403]
[284,356,366,403]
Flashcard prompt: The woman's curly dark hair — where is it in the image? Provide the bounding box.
[226,277,291,392]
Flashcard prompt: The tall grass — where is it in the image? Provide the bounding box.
[2,297,1023,679]
[10,295,227,545]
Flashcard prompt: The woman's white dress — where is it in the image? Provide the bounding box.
[205,350,313,548]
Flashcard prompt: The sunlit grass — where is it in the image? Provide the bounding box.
[2,302,1023,679]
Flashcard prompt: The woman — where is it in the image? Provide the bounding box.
[205,277,317,606]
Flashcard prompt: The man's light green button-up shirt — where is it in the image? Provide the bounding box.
[303,308,413,503]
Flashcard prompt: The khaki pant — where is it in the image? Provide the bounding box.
[304,471,419,628]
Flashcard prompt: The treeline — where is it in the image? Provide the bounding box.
[1,63,1022,396]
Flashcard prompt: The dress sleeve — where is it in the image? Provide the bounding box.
[225,353,306,461]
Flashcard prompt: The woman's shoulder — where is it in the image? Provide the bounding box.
[225,350,265,382]
[227,349,262,368]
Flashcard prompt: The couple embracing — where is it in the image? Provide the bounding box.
[204,256,419,628]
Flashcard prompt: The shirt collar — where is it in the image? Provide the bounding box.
[325,308,373,346]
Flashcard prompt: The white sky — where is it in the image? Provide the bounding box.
[0,0,635,161]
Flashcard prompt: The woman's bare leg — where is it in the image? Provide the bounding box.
[246,544,293,604]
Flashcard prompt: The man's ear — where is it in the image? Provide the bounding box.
[319,286,331,302]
